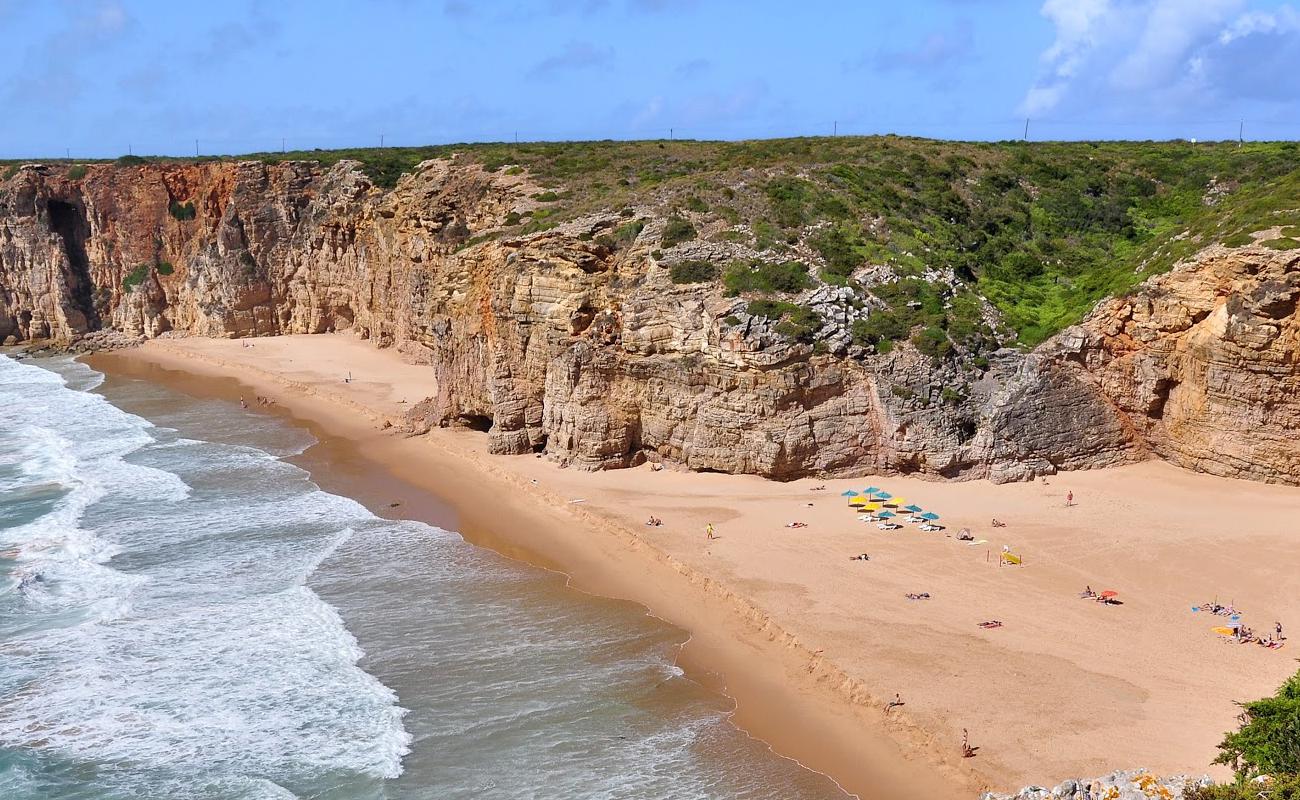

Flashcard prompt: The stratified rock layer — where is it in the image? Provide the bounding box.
[2,160,1296,484]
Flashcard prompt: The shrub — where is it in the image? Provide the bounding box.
[724,260,811,295]
[1185,776,1300,800]
[116,154,147,166]
[669,260,718,284]
[1221,232,1255,247]
[747,299,797,318]
[1213,669,1300,781]
[661,216,697,248]
[766,177,813,228]
[753,220,781,251]
[811,225,862,284]
[504,211,522,226]
[2,164,18,180]
[156,261,175,276]
[723,314,740,326]
[121,264,151,291]
[1262,237,1300,251]
[715,205,741,224]
[532,191,560,202]
[67,164,87,180]
[168,200,196,221]
[614,219,645,246]
[746,300,820,341]
[682,195,709,213]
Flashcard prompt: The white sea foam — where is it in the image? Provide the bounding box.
[0,355,410,797]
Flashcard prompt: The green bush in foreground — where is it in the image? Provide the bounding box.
[1185,669,1300,799]
[67,164,87,180]
[1185,774,1300,800]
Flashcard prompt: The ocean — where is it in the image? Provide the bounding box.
[0,353,850,800]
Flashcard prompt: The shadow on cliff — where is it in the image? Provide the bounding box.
[46,198,100,332]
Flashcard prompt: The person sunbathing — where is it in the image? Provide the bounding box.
[785,521,808,528]
[905,592,931,600]
[991,518,1007,528]
[849,553,870,561]
[977,620,1003,629]
[885,693,905,711]
[1079,586,1096,598]
[956,528,974,541]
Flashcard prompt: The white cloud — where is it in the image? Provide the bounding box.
[1109,0,1239,91]
[1218,5,1300,43]
[1019,0,1300,118]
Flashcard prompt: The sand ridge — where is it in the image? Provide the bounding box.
[92,334,1300,798]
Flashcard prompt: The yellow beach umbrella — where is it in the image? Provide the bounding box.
[864,503,882,511]
[849,497,868,506]
[887,497,905,506]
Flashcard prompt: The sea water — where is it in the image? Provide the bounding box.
[0,353,848,800]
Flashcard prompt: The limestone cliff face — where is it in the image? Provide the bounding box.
[1045,242,1300,483]
[1,160,1294,484]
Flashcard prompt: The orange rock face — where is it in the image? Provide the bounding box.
[2,161,1295,484]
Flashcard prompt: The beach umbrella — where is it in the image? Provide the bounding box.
[919,512,940,521]
[1099,590,1118,600]
[888,497,905,506]
[863,486,880,496]
[864,503,882,511]
[903,504,923,513]
[849,497,868,506]
[841,490,859,497]
[877,510,896,519]
[873,491,891,500]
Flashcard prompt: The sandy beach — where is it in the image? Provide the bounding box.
[91,334,1300,799]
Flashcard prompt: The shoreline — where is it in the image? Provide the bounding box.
[87,340,974,800]
[84,335,1300,798]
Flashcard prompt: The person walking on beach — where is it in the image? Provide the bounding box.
[1277,621,1285,640]
[1065,490,1074,507]
[705,523,716,540]
[961,728,975,758]
[239,396,247,409]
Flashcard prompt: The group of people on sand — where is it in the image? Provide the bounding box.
[238,395,275,410]
[644,516,663,527]
[1237,622,1286,649]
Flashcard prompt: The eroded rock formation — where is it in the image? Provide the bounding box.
[2,160,1296,484]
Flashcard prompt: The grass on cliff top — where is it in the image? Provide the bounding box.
[6,136,1300,346]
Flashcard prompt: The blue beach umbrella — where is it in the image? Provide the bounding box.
[903,504,923,513]
[874,491,892,501]
[876,510,896,519]
[863,486,880,496]
[841,490,859,497]
[919,512,940,521]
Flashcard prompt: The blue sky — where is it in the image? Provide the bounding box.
[2,0,1299,158]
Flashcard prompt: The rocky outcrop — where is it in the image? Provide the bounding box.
[980,769,1210,800]
[1,160,1295,484]
[1042,243,1300,484]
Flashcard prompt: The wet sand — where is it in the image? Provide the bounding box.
[90,334,1300,797]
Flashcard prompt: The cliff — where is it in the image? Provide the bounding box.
[1,151,1296,484]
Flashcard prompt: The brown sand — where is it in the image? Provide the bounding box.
[91,334,1300,798]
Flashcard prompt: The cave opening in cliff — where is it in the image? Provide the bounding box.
[457,414,494,433]
[46,199,100,331]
